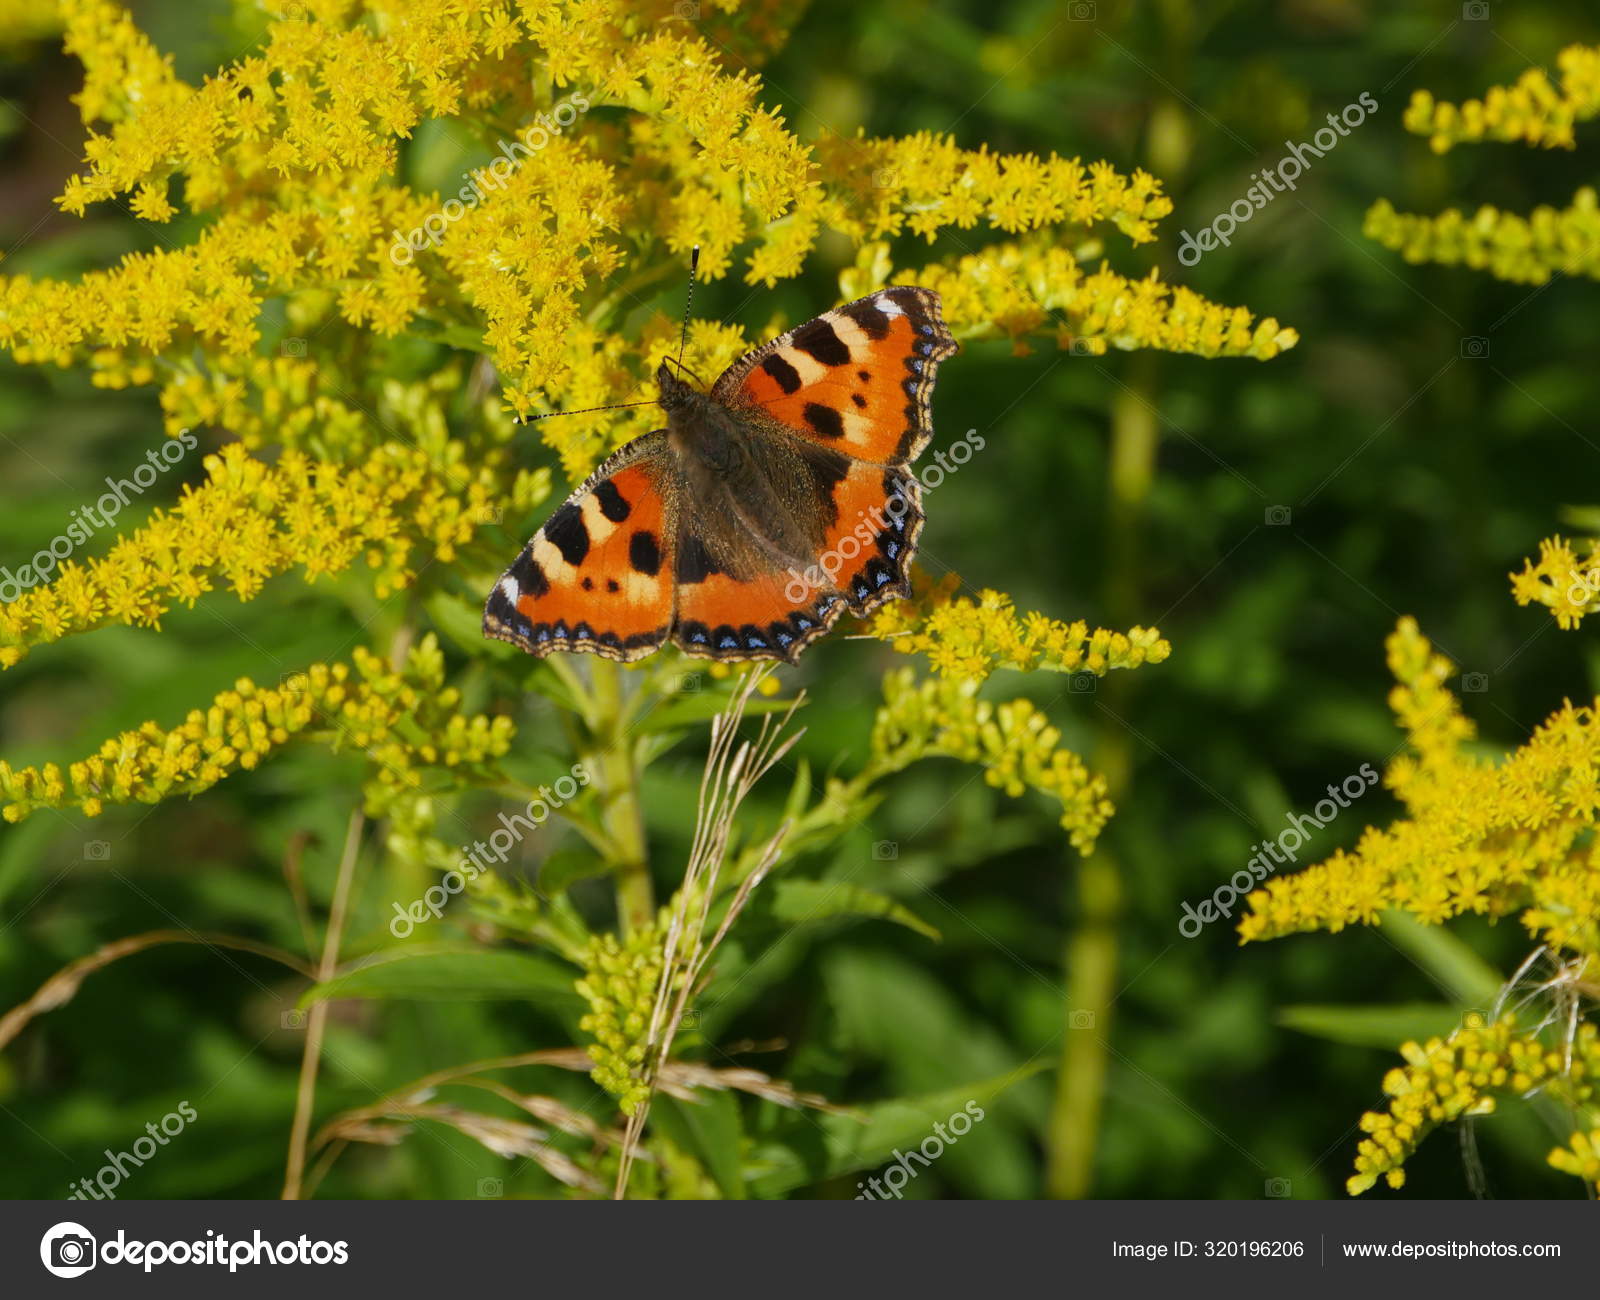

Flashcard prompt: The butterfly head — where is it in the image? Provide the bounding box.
[655,359,701,413]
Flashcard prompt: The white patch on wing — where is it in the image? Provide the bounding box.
[875,294,906,317]
[578,492,623,547]
[498,577,520,603]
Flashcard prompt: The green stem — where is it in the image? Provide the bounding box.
[1046,356,1158,1198]
[589,660,653,935]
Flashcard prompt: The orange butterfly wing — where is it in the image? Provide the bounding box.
[711,286,957,466]
[483,436,677,662]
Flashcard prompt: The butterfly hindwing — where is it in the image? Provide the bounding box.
[483,435,676,662]
[712,286,957,466]
[667,460,922,663]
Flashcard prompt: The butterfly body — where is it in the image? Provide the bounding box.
[484,287,957,664]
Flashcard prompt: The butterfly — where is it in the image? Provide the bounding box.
[483,286,958,664]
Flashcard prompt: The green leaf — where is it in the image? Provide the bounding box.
[746,1065,1043,1198]
[1378,909,1504,1008]
[650,1091,746,1199]
[426,591,516,660]
[300,947,581,1010]
[771,880,940,942]
[1277,1002,1463,1048]
[536,846,610,895]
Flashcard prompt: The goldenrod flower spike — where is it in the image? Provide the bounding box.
[0,441,521,669]
[1365,190,1600,287]
[1241,614,1600,1193]
[866,576,1172,683]
[0,636,514,824]
[868,667,1115,856]
[1403,43,1600,153]
[1345,1015,1600,1195]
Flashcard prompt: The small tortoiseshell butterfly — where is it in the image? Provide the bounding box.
[483,285,957,664]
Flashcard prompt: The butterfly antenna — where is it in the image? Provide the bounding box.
[677,244,700,370]
[514,399,658,425]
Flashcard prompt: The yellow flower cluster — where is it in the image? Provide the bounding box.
[1347,1015,1599,1195]
[1547,1128,1600,1186]
[1510,534,1600,630]
[1369,45,1600,287]
[0,634,514,823]
[1364,190,1600,287]
[814,133,1173,246]
[1240,617,1600,960]
[868,574,1171,683]
[869,666,1115,855]
[575,925,670,1116]
[0,0,1297,451]
[1402,43,1600,153]
[0,440,514,669]
[857,238,1299,360]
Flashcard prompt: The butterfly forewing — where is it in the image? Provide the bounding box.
[712,286,957,466]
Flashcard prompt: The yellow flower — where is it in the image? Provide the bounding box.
[869,666,1115,855]
[0,635,514,823]
[1510,534,1600,629]
[1365,190,1600,287]
[1240,617,1600,960]
[868,573,1171,683]
[1346,1015,1599,1195]
[1403,44,1600,153]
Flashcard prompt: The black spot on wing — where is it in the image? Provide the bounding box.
[629,530,661,576]
[803,401,845,439]
[792,319,850,367]
[760,353,802,394]
[843,299,892,339]
[594,478,631,523]
[544,502,589,566]
[509,549,549,599]
[852,393,867,408]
